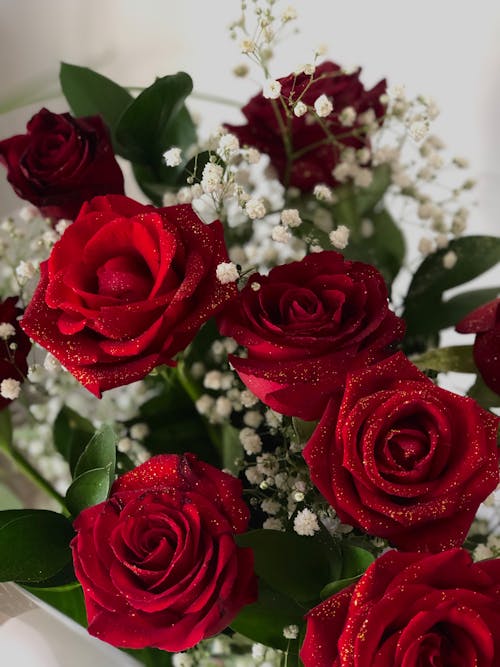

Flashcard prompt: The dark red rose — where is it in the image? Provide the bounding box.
[21,195,237,396]
[456,297,500,395]
[0,297,31,410]
[217,251,404,420]
[71,453,257,652]
[0,108,124,220]
[225,61,386,191]
[303,352,499,551]
[301,548,500,667]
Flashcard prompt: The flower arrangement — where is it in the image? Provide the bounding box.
[0,2,499,665]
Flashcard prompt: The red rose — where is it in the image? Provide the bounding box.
[0,108,124,220]
[21,195,237,396]
[71,453,257,652]
[0,297,31,410]
[301,548,500,667]
[303,352,499,551]
[225,61,386,191]
[456,297,500,395]
[217,251,404,420]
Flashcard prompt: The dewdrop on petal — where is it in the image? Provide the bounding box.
[443,250,458,269]
[294,508,320,536]
[293,101,307,117]
[263,79,282,100]
[329,225,350,250]
[0,322,15,340]
[280,208,302,228]
[0,378,21,401]
[245,198,266,220]
[162,147,182,167]
[216,261,239,284]
[314,94,333,117]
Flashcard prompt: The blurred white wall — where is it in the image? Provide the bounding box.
[1,0,499,230]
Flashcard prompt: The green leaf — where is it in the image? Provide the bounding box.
[320,575,360,599]
[403,236,500,337]
[115,72,194,164]
[124,647,173,666]
[432,287,500,332]
[0,483,22,510]
[292,417,317,445]
[53,406,94,476]
[236,530,341,603]
[468,376,500,409]
[74,424,117,488]
[220,424,243,474]
[340,544,375,578]
[25,582,87,627]
[412,345,476,373]
[230,580,305,651]
[0,408,12,452]
[59,63,133,150]
[0,510,74,582]
[65,467,112,517]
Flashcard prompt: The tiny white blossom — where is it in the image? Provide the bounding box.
[217,133,239,157]
[265,409,282,428]
[0,378,21,401]
[117,437,134,453]
[271,225,291,244]
[263,517,284,530]
[473,543,493,561]
[339,106,356,127]
[245,198,266,220]
[43,353,61,372]
[215,396,233,419]
[263,79,282,100]
[241,389,259,408]
[216,261,239,284]
[294,508,320,536]
[16,260,37,281]
[0,322,16,340]
[27,364,43,383]
[204,370,223,390]
[333,162,352,182]
[313,184,334,202]
[435,234,449,249]
[409,120,429,142]
[329,225,350,250]
[261,498,281,515]
[163,147,182,167]
[162,192,178,206]
[453,156,469,168]
[201,162,224,194]
[280,208,302,228]
[353,168,373,188]
[293,101,307,117]
[252,644,266,660]
[19,205,40,222]
[303,63,316,76]
[281,6,298,21]
[314,94,333,117]
[283,624,299,640]
[442,250,458,269]
[240,38,256,54]
[418,237,435,256]
[243,410,263,428]
[130,423,150,440]
[172,654,194,667]
[418,202,433,220]
[246,466,264,485]
[55,219,71,235]
[357,147,371,165]
[360,219,374,238]
[245,147,261,164]
[239,427,263,455]
[250,281,261,291]
[176,187,194,204]
[195,394,215,415]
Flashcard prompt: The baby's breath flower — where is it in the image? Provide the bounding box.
[0,378,21,400]
[280,208,302,228]
[245,466,264,485]
[245,198,266,220]
[339,106,356,127]
[281,6,298,21]
[162,192,178,206]
[241,389,259,408]
[216,261,239,284]
[19,205,40,222]
[442,250,457,269]
[263,79,282,100]
[129,423,150,440]
[163,147,182,167]
[353,167,373,188]
[0,322,16,340]
[16,260,37,282]
[271,225,291,243]
[263,517,284,530]
[313,184,334,202]
[409,120,429,142]
[43,353,60,372]
[215,396,233,419]
[293,101,307,117]
[418,237,435,256]
[172,654,194,667]
[245,147,261,164]
[240,38,256,54]
[293,508,320,536]
[473,543,493,561]
[314,94,333,118]
[217,133,240,157]
[329,225,350,250]
[303,63,316,76]
[201,162,224,194]
[233,63,249,77]
[453,156,469,168]
[204,370,223,390]
[283,625,299,640]
[261,498,281,515]
[195,394,215,416]
[243,410,263,428]
[240,427,263,455]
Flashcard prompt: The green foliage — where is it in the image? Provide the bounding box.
[65,425,117,516]
[319,543,375,598]
[25,582,87,627]
[468,376,500,409]
[412,345,476,374]
[403,236,500,337]
[124,648,173,667]
[0,408,12,452]
[0,509,74,582]
[53,406,94,476]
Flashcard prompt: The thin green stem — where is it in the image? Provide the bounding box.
[2,445,68,514]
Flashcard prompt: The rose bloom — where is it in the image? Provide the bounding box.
[456,297,500,395]
[21,195,237,396]
[0,297,31,410]
[303,352,499,551]
[0,108,124,220]
[217,251,404,420]
[225,61,386,191]
[301,548,500,667]
[71,453,257,652]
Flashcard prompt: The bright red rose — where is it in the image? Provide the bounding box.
[217,251,404,420]
[301,548,500,667]
[0,297,31,410]
[225,61,386,191]
[303,352,499,551]
[456,297,500,395]
[0,108,124,220]
[71,453,257,652]
[21,195,237,396]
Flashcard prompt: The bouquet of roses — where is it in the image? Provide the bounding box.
[0,3,498,665]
